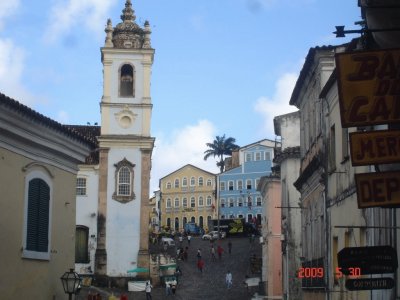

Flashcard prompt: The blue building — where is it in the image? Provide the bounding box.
[217,139,276,225]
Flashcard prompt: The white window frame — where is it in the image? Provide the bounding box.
[22,169,53,260]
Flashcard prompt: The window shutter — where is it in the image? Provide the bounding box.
[26,179,49,252]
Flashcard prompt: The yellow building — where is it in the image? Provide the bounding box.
[160,164,216,232]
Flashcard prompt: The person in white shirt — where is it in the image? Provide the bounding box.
[145,281,152,300]
[225,271,233,289]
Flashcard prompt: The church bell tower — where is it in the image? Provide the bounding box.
[95,0,155,280]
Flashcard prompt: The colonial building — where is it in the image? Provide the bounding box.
[73,0,155,284]
[159,164,216,232]
[218,139,276,224]
[273,111,302,299]
[258,174,282,298]
[0,93,93,299]
[290,45,338,300]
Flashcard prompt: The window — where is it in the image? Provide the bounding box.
[166,218,171,228]
[198,196,204,207]
[221,215,225,219]
[255,179,260,190]
[265,151,271,161]
[255,152,262,161]
[229,198,234,207]
[113,158,135,203]
[182,197,188,207]
[191,216,195,223]
[190,197,196,208]
[120,64,135,97]
[166,198,172,208]
[198,177,204,186]
[166,182,172,189]
[256,196,262,206]
[246,179,252,190]
[230,214,235,219]
[329,125,336,172]
[24,178,50,258]
[190,177,196,186]
[75,226,89,263]
[182,177,188,187]
[118,167,131,195]
[228,181,234,191]
[199,216,204,228]
[342,128,349,161]
[220,199,225,208]
[237,180,243,190]
[207,179,212,186]
[220,181,226,191]
[246,153,252,161]
[175,218,179,230]
[174,198,180,207]
[174,179,179,188]
[206,196,212,206]
[76,178,87,196]
[238,197,243,207]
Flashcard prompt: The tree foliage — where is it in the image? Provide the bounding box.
[204,135,239,173]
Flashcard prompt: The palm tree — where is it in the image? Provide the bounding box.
[204,135,239,173]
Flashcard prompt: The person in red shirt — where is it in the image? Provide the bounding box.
[217,245,224,260]
[197,258,205,273]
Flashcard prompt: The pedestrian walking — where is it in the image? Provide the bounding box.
[197,248,202,260]
[179,235,183,246]
[145,281,153,300]
[171,282,177,295]
[165,282,172,296]
[226,270,233,289]
[211,245,216,261]
[197,258,205,273]
[217,245,224,260]
[187,234,192,246]
[228,240,232,255]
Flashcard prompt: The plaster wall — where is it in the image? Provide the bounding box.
[106,147,142,276]
[0,148,78,300]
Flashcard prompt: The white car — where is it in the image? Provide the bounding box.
[161,237,175,247]
[202,231,226,240]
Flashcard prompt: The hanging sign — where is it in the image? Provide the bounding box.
[349,130,400,166]
[336,48,400,128]
[355,171,400,208]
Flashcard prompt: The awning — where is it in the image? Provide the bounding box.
[127,267,149,273]
[159,263,176,270]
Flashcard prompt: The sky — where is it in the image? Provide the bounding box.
[0,0,361,193]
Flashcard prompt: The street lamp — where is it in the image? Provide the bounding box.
[60,268,82,300]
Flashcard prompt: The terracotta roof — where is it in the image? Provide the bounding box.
[0,92,96,148]
[64,125,100,164]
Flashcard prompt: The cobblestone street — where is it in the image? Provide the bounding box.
[77,236,262,300]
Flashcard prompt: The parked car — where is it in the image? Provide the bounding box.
[202,231,226,240]
[161,237,175,247]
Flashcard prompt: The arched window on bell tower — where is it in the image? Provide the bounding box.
[119,64,135,97]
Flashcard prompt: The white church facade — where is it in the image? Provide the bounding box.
[72,0,155,285]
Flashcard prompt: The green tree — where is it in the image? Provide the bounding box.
[204,135,239,173]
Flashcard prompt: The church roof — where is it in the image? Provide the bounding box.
[64,125,100,164]
[0,92,97,149]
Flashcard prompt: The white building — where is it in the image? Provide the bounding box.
[73,0,155,286]
[273,111,302,299]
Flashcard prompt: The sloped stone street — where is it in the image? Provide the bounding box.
[77,236,262,300]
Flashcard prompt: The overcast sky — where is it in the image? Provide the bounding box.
[0,0,360,192]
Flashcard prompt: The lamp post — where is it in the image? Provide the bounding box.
[60,268,82,300]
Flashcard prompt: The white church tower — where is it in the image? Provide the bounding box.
[95,0,155,281]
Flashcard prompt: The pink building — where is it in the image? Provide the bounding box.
[258,175,282,297]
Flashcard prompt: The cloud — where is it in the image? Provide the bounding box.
[44,0,117,44]
[253,72,298,137]
[150,120,220,193]
[0,38,44,105]
[0,1,20,31]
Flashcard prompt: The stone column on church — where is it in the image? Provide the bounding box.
[137,148,151,269]
[95,148,109,277]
